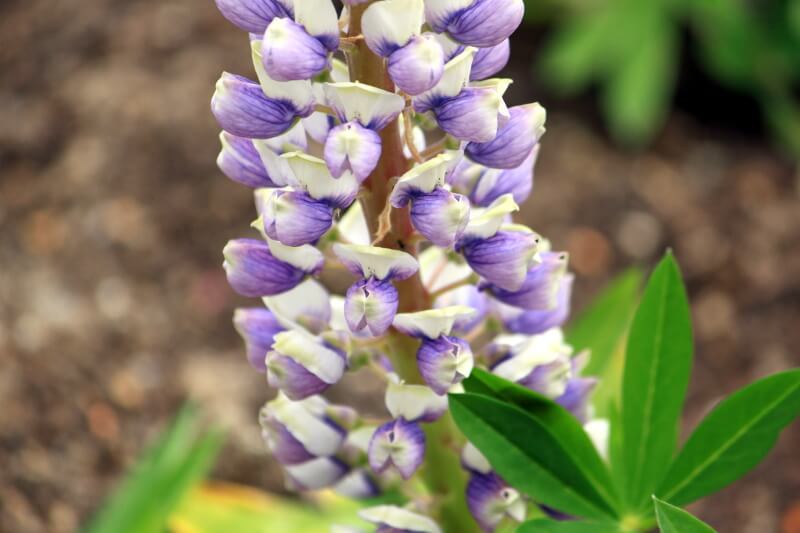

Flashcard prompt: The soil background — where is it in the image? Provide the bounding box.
[1,1,798,532]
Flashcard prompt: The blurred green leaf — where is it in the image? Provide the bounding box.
[83,404,224,533]
[449,393,616,520]
[618,252,692,509]
[656,369,800,506]
[517,519,622,532]
[170,483,365,533]
[653,497,716,532]
[462,369,619,514]
[566,268,642,416]
[601,11,678,145]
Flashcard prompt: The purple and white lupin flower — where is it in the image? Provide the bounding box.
[211,1,607,530]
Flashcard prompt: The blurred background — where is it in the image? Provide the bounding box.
[1,0,799,531]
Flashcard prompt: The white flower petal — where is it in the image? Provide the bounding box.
[462,193,518,239]
[359,506,442,533]
[385,379,448,421]
[293,0,339,48]
[272,329,345,384]
[584,418,610,460]
[262,278,331,333]
[337,202,371,246]
[389,153,455,207]
[266,236,325,273]
[419,246,474,293]
[362,0,425,56]
[267,394,344,456]
[282,151,360,207]
[333,243,419,281]
[414,47,475,110]
[250,40,315,113]
[393,305,476,339]
[323,82,405,131]
[461,441,492,474]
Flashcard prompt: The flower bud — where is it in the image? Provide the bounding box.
[255,189,334,246]
[344,278,399,337]
[215,0,293,33]
[466,472,526,531]
[233,307,284,372]
[368,418,426,479]
[417,335,474,394]
[485,251,568,310]
[427,0,524,48]
[266,329,346,400]
[465,103,546,169]
[470,39,511,80]
[458,226,541,291]
[262,18,330,81]
[388,34,445,95]
[211,73,298,139]
[222,238,323,297]
[217,132,277,189]
[362,0,425,57]
[284,456,349,490]
[498,272,573,335]
[410,189,471,247]
[359,506,442,533]
[259,394,348,464]
[324,121,382,182]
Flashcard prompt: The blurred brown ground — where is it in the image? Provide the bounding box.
[0,1,798,532]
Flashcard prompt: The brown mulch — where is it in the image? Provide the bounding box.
[0,1,798,531]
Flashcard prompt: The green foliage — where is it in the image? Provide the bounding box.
[617,251,692,508]
[449,252,800,532]
[653,497,716,533]
[532,0,800,154]
[657,369,800,505]
[83,404,225,533]
[566,268,642,415]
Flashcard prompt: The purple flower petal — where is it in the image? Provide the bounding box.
[470,39,511,80]
[468,145,538,207]
[440,0,524,48]
[557,374,598,423]
[334,469,381,499]
[258,190,334,246]
[215,0,293,33]
[410,189,471,247]
[417,335,474,394]
[458,229,540,291]
[223,238,311,297]
[265,330,347,400]
[500,273,573,334]
[284,456,348,490]
[388,35,445,96]
[434,87,504,142]
[324,121,382,182]
[434,285,489,335]
[266,352,333,400]
[217,132,278,188]
[486,251,568,310]
[466,472,527,531]
[465,104,546,169]
[368,418,426,480]
[211,73,298,139]
[344,278,399,337]
[260,419,315,464]
[261,18,330,81]
[233,307,284,372]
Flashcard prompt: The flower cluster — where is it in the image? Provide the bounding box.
[213,0,607,531]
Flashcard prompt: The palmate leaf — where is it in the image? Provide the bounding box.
[618,252,692,509]
[517,519,621,533]
[652,497,716,533]
[449,393,616,521]
[566,268,642,415]
[656,369,800,505]
[462,369,619,514]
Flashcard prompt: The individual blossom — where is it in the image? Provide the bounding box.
[466,472,527,532]
[425,0,525,48]
[483,250,569,310]
[255,188,335,246]
[489,329,574,398]
[389,153,471,247]
[393,306,477,394]
[222,237,323,297]
[265,328,346,400]
[362,0,445,95]
[496,272,573,335]
[217,131,278,189]
[233,307,284,372]
[450,145,539,207]
[368,417,426,479]
[322,82,406,181]
[334,244,419,337]
[385,374,450,423]
[465,103,546,169]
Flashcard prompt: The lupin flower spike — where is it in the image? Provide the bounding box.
[211,0,605,530]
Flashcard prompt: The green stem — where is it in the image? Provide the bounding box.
[345,4,478,531]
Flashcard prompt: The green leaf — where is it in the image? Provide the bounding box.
[463,369,619,513]
[601,12,677,145]
[517,519,622,532]
[618,252,692,509]
[566,268,642,415]
[656,369,800,505]
[449,393,616,520]
[83,404,224,533]
[653,497,716,532]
